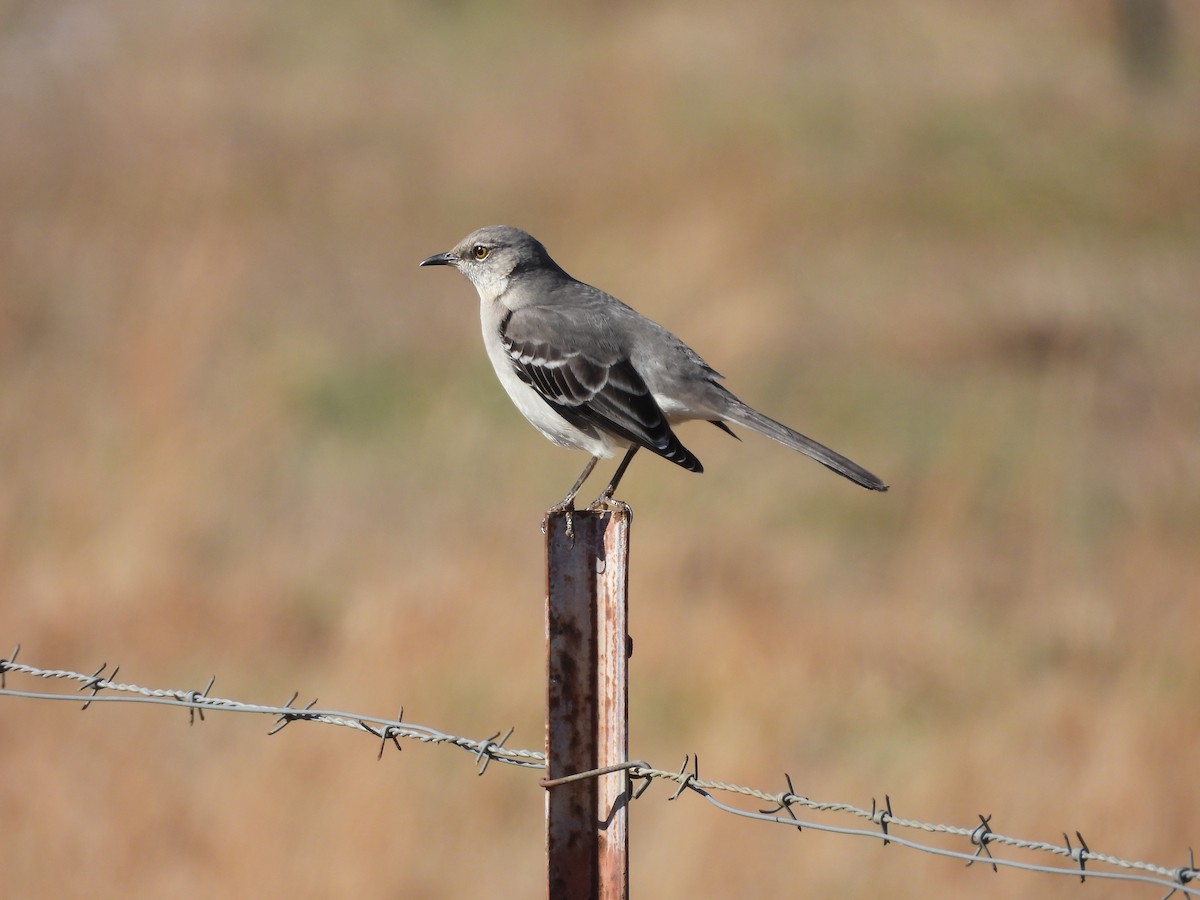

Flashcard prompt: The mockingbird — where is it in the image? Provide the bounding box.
[420,226,887,522]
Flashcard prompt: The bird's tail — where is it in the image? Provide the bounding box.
[722,401,888,491]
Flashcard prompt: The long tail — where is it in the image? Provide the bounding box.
[721,400,888,491]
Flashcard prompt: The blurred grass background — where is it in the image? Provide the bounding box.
[1,1,1197,896]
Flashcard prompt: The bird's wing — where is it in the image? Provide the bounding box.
[500,306,701,472]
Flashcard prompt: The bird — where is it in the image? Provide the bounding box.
[420,226,886,525]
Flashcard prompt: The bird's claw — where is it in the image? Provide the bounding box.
[586,493,631,519]
[543,499,577,542]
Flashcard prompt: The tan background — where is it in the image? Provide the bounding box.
[1,1,1197,896]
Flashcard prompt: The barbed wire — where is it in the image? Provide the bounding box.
[1,646,1196,897]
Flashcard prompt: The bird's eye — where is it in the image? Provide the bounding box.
[472,245,489,260]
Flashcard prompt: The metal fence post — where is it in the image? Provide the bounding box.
[544,506,630,900]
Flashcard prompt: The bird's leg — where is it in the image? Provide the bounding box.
[544,456,600,540]
[587,445,639,512]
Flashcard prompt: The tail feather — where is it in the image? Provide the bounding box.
[722,402,888,492]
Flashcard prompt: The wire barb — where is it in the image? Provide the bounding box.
[758,772,803,832]
[1064,830,1090,882]
[184,675,217,725]
[967,814,997,872]
[267,693,319,735]
[373,706,405,760]
[78,662,117,710]
[1163,849,1200,899]
[668,755,697,801]
[1183,848,1198,884]
[473,726,515,776]
[872,794,894,846]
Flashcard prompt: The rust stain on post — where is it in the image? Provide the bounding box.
[545,507,630,900]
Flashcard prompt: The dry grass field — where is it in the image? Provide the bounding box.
[1,1,1197,897]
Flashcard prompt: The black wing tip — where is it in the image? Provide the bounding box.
[822,460,888,492]
[659,440,703,473]
[844,468,888,492]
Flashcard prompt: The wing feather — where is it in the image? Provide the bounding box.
[501,311,702,472]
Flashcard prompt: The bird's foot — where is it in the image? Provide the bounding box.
[585,492,631,520]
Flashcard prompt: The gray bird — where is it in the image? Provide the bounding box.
[420,226,887,521]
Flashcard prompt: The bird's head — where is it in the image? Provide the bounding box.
[419,225,562,297]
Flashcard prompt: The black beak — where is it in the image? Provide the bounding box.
[419,251,456,267]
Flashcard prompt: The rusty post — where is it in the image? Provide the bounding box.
[545,506,630,900]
